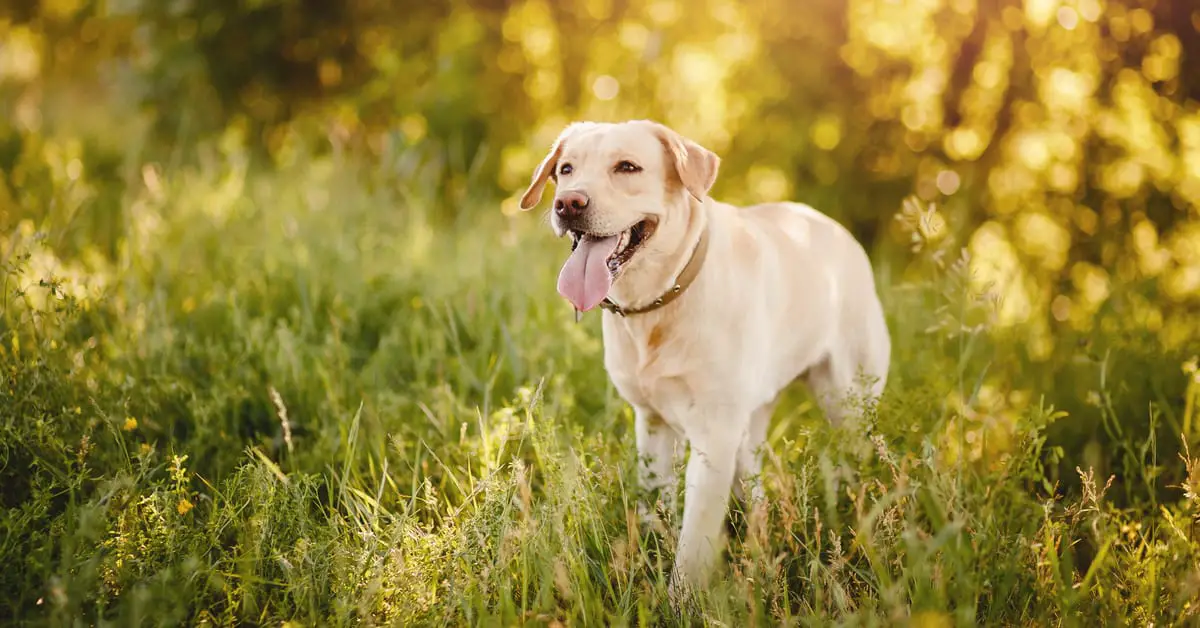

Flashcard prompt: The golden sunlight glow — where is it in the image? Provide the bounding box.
[811,115,842,151]
[968,222,1033,327]
[1078,0,1102,22]
[1071,261,1111,309]
[1025,0,1061,30]
[747,166,791,202]
[936,170,961,195]
[1056,6,1079,31]
[1142,33,1181,83]
[1015,212,1070,272]
[592,75,620,101]
[1132,220,1169,277]
[1041,68,1095,115]
[0,26,42,81]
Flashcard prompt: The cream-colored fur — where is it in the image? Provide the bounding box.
[519,120,891,600]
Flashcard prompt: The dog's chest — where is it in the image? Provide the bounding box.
[601,315,704,415]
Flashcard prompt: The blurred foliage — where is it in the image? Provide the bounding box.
[3,0,1199,333]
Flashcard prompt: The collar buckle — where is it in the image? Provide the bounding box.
[599,299,626,317]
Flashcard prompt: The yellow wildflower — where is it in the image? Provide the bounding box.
[122,417,138,431]
[177,498,194,516]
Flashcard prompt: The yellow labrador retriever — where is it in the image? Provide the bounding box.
[518,119,891,597]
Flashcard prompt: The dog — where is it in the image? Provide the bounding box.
[517,119,891,599]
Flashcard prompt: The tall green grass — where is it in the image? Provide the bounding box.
[2,148,1198,626]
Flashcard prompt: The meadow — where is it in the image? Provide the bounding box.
[0,142,1196,626]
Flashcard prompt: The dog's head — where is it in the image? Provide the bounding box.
[517,120,720,312]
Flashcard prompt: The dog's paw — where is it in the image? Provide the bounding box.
[667,549,718,613]
[666,573,691,610]
[666,570,705,615]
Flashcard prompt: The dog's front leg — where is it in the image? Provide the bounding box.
[669,416,743,599]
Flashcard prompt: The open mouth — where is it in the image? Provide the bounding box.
[557,218,657,312]
[569,219,657,276]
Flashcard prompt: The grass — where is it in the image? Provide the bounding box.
[2,145,1200,627]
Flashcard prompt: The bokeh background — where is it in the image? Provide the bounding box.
[3,0,1200,624]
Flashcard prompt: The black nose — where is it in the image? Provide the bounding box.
[554,191,590,218]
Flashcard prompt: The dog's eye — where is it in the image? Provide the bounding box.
[614,161,641,173]
[559,163,574,176]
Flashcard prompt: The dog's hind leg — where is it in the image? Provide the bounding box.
[734,397,777,504]
[804,355,855,427]
[635,405,681,525]
[807,308,890,428]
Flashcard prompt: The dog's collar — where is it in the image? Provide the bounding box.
[599,225,710,318]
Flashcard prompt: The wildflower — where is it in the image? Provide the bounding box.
[177,498,194,516]
[122,417,138,431]
[139,443,152,456]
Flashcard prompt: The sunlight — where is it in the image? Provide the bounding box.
[591,75,619,101]
[1070,261,1111,310]
[1014,211,1070,272]
[13,226,111,312]
[811,114,842,151]
[1041,67,1096,115]
[0,25,42,81]
[1164,224,1200,303]
[968,222,1033,327]
[747,166,791,202]
[1132,220,1170,277]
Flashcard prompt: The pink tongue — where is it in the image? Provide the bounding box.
[557,235,621,312]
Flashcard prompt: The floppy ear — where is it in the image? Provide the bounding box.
[650,122,720,201]
[519,123,590,211]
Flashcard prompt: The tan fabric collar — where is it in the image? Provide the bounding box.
[598,226,710,317]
